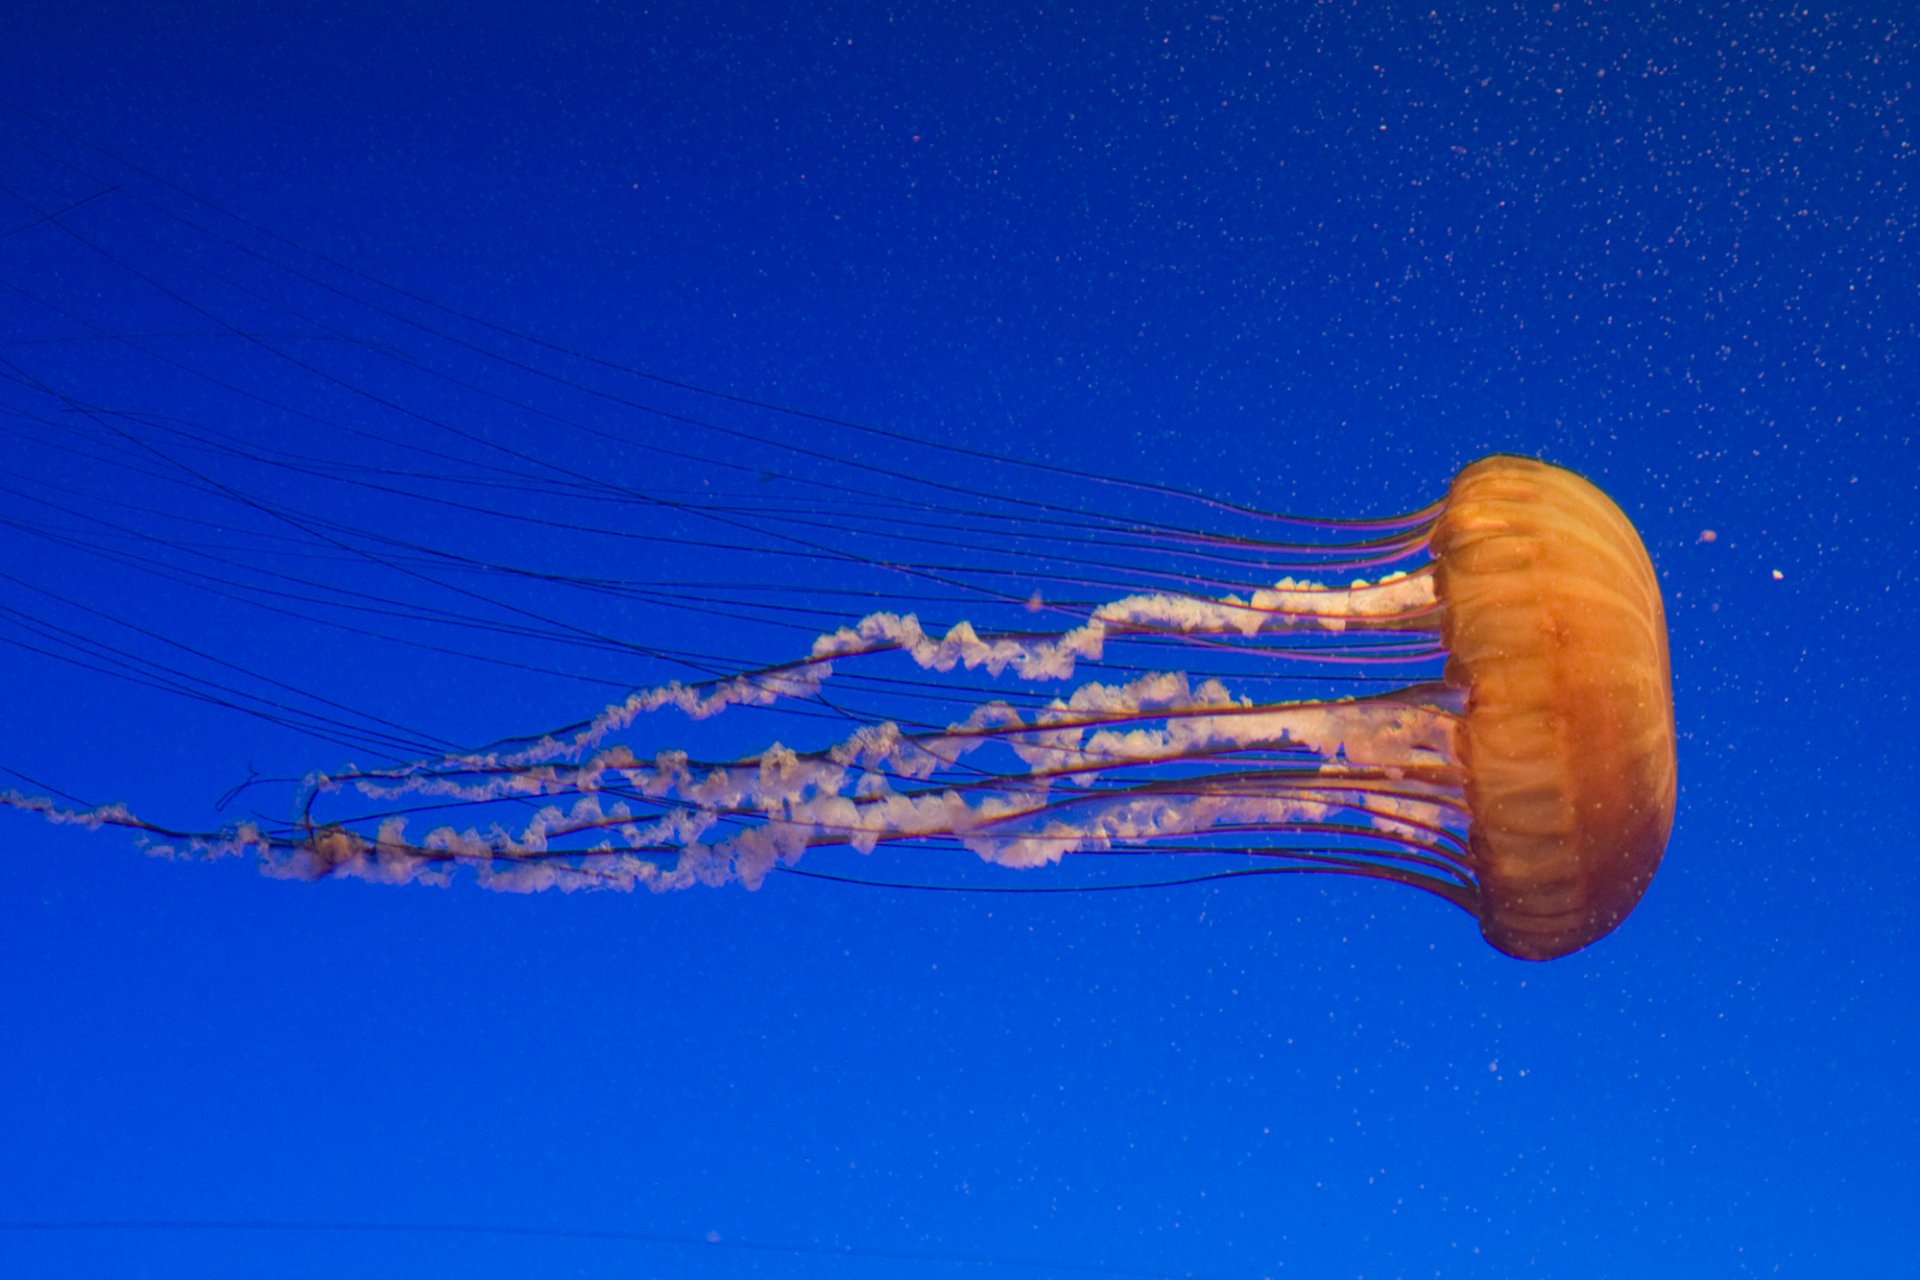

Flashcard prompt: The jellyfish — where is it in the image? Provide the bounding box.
[7,446,1674,960]
[0,121,1675,960]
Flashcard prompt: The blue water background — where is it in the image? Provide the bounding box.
[2,3,1914,1276]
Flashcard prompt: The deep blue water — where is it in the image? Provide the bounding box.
[2,3,1914,1276]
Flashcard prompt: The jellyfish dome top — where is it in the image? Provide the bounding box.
[1429,456,1676,958]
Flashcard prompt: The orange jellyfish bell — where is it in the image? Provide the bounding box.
[1431,455,1678,960]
